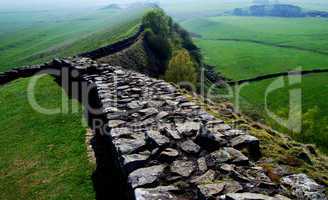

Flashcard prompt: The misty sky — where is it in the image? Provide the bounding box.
[0,0,143,10]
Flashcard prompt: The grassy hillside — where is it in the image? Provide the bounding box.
[0,5,151,199]
[0,75,94,200]
[195,39,328,80]
[229,73,328,153]
[183,16,328,80]
[0,6,149,71]
[181,14,328,153]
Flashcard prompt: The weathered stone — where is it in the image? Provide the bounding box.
[197,183,225,199]
[161,126,182,140]
[207,120,224,126]
[274,195,292,200]
[171,160,196,177]
[113,133,146,154]
[223,180,243,193]
[156,111,169,120]
[197,157,208,173]
[110,127,131,138]
[139,107,159,116]
[224,147,249,165]
[231,135,261,160]
[117,85,130,90]
[148,100,165,108]
[225,192,278,200]
[127,101,143,110]
[166,100,179,107]
[180,140,201,154]
[128,165,166,188]
[180,102,196,108]
[223,129,246,138]
[206,149,232,167]
[146,130,170,147]
[135,186,179,200]
[159,148,179,162]
[196,126,228,151]
[191,170,216,184]
[122,152,150,172]
[199,112,215,121]
[281,174,327,200]
[213,124,231,132]
[176,122,201,137]
[108,120,126,128]
[220,164,235,172]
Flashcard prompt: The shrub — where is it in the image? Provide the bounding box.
[165,50,197,85]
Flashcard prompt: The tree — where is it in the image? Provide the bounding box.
[165,50,197,85]
[142,9,170,38]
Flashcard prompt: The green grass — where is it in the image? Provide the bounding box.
[216,73,328,153]
[183,16,328,53]
[182,15,328,153]
[0,7,149,71]
[0,75,94,200]
[182,16,328,80]
[195,39,328,80]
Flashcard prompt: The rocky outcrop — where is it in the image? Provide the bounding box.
[58,57,326,200]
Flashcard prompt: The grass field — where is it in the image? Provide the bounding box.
[182,16,328,80]
[182,15,328,153]
[0,6,149,71]
[0,75,94,200]
[0,5,151,199]
[230,73,328,153]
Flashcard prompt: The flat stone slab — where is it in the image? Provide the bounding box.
[180,140,201,154]
[171,160,196,177]
[128,165,166,188]
[135,186,179,200]
[176,122,201,137]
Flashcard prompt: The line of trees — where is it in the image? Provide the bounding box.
[142,9,201,85]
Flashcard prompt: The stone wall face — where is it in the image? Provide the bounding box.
[79,27,144,60]
[0,65,45,85]
[62,57,327,200]
[0,56,327,200]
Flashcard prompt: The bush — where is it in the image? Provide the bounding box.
[165,50,197,85]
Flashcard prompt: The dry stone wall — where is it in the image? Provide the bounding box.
[61,57,327,200]
[0,56,327,199]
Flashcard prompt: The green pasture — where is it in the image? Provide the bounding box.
[0,75,94,200]
[0,7,148,71]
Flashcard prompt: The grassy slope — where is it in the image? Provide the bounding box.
[0,7,148,71]
[195,39,328,80]
[235,73,328,153]
[182,15,328,152]
[182,16,328,80]
[0,75,94,200]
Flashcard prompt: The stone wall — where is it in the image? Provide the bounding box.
[79,27,144,60]
[61,57,327,200]
[0,55,327,199]
[0,65,46,85]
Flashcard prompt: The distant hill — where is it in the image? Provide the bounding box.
[100,4,122,10]
[233,4,328,18]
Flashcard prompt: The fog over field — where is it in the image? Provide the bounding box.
[2,0,328,11]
